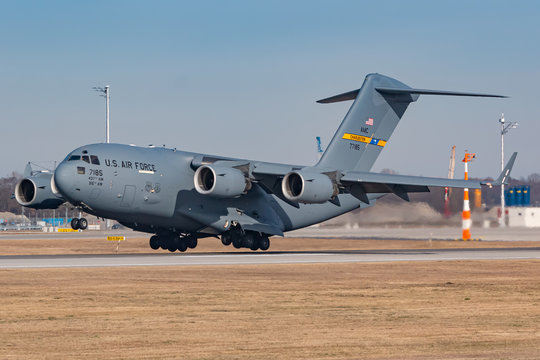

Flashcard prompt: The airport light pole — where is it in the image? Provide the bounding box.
[93,85,110,143]
[93,85,111,231]
[499,113,518,227]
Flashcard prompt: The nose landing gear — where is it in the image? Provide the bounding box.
[70,217,88,230]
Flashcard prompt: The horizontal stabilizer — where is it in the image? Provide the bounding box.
[317,89,360,104]
[375,87,507,98]
[317,87,506,104]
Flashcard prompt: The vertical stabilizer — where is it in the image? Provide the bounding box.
[315,73,505,172]
[315,73,417,171]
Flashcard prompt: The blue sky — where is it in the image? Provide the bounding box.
[1,1,539,178]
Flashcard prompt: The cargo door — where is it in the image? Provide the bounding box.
[120,185,136,207]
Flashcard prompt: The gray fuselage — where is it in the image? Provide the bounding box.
[53,143,370,236]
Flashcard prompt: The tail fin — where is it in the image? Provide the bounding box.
[315,73,506,171]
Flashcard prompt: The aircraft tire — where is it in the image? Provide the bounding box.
[149,236,160,250]
[78,218,88,230]
[259,235,270,251]
[71,218,79,230]
[187,236,198,249]
[232,236,243,249]
[243,232,255,249]
[221,232,232,246]
[177,239,188,252]
[158,236,168,250]
[166,237,178,252]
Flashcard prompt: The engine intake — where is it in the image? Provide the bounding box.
[15,172,64,209]
[282,171,337,204]
[194,165,250,198]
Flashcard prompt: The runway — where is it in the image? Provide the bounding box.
[1,247,539,269]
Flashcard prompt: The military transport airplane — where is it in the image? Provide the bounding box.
[15,74,516,252]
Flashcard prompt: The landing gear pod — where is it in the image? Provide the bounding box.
[282,171,338,204]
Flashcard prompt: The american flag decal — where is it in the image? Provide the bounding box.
[365,117,374,126]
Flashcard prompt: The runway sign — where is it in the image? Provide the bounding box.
[107,236,126,241]
[58,228,78,232]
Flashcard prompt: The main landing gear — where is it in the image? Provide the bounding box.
[71,217,88,230]
[221,229,270,251]
[149,234,198,252]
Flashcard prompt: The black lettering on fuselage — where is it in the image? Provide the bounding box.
[121,161,133,169]
[360,127,369,134]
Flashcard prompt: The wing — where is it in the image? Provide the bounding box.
[339,171,477,204]
[251,152,518,205]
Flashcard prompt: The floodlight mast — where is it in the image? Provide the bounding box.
[92,85,111,231]
[499,113,518,227]
[93,85,110,143]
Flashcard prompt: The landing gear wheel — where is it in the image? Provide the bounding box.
[186,235,198,249]
[259,235,270,251]
[221,232,232,246]
[71,218,80,230]
[78,218,88,230]
[158,237,168,250]
[243,232,256,249]
[149,235,160,250]
[167,237,178,252]
[177,239,188,252]
[232,235,243,249]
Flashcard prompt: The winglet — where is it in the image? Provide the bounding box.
[482,152,517,188]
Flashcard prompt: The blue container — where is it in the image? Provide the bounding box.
[516,187,523,206]
[506,188,515,206]
[523,185,531,206]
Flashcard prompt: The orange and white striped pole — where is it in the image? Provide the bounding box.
[461,152,476,240]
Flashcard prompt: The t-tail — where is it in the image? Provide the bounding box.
[315,73,506,171]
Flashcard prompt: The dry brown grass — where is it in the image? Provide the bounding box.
[1,235,538,256]
[1,260,540,359]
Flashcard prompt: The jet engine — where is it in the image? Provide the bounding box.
[194,165,251,198]
[14,172,64,209]
[282,171,338,204]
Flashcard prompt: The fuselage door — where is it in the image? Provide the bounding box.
[120,185,136,207]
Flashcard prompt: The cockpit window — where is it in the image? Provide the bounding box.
[68,155,81,161]
[90,155,100,165]
[82,155,90,163]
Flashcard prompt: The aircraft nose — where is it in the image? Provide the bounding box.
[52,161,73,198]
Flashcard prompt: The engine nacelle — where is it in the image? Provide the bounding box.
[14,172,64,209]
[282,171,338,204]
[194,165,251,198]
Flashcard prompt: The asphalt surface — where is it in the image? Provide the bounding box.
[1,248,539,269]
[2,226,539,241]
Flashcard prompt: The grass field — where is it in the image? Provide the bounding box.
[1,237,539,359]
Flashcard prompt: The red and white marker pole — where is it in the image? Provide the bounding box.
[461,152,476,240]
